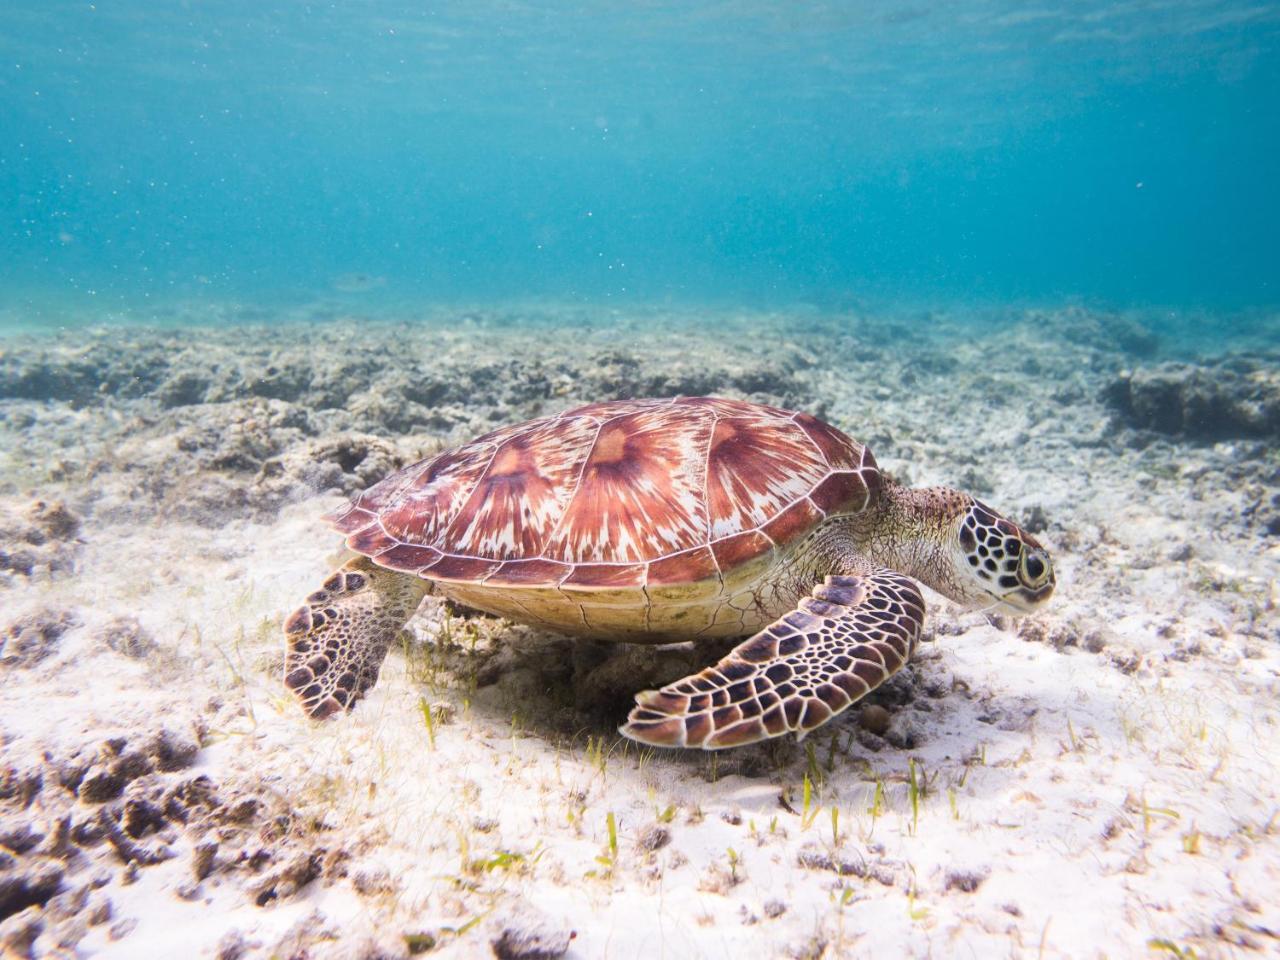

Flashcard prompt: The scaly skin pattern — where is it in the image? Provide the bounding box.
[283,557,430,718]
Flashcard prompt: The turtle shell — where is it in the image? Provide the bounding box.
[329,396,881,594]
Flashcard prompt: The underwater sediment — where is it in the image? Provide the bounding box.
[1,305,1277,958]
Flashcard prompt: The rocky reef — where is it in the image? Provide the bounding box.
[1105,357,1280,440]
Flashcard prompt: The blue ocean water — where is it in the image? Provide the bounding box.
[1,1,1277,318]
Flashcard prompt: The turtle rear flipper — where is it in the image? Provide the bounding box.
[283,556,430,719]
[620,571,925,749]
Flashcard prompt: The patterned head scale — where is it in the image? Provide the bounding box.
[956,500,1055,612]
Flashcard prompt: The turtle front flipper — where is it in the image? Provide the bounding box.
[283,556,431,720]
[620,571,925,749]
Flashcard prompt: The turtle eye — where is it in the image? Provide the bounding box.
[1019,549,1050,587]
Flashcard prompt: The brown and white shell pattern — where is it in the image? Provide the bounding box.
[329,397,881,629]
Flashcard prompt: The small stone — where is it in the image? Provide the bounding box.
[97,617,158,659]
[883,714,920,749]
[922,680,949,699]
[0,819,42,854]
[174,880,201,901]
[108,917,138,941]
[148,728,200,772]
[77,768,124,804]
[121,798,166,839]
[1017,619,1047,644]
[193,841,219,881]
[0,861,64,919]
[251,849,322,906]
[638,825,670,852]
[491,914,575,960]
[859,704,891,736]
[37,815,71,859]
[1048,624,1079,650]
[114,747,154,783]
[215,930,250,960]
[853,728,884,752]
[943,868,989,893]
[86,893,113,925]
[0,766,42,807]
[44,883,89,921]
[350,866,394,895]
[405,931,438,955]
[1,608,77,668]
[0,906,43,960]
[222,797,260,824]
[1082,630,1108,654]
[50,913,90,949]
[27,501,80,541]
[763,899,787,919]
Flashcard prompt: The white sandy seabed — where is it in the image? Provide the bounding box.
[0,307,1277,959]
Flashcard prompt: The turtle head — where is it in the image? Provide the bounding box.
[873,484,1054,615]
[950,499,1055,615]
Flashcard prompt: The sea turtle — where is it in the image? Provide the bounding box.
[283,397,1054,749]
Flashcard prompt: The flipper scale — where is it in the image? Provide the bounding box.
[620,570,925,749]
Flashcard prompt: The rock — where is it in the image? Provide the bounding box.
[1,608,77,667]
[253,432,409,512]
[0,501,82,578]
[192,841,219,882]
[1082,629,1109,653]
[146,728,200,772]
[121,798,166,839]
[944,867,989,893]
[763,899,787,919]
[0,905,42,959]
[638,825,670,852]
[86,893,112,926]
[215,930,251,960]
[77,766,126,804]
[490,915,575,960]
[1017,618,1048,643]
[1053,307,1158,356]
[36,816,71,858]
[251,849,323,905]
[44,883,89,921]
[883,713,921,749]
[858,704,891,736]
[0,820,42,854]
[0,860,64,921]
[96,617,158,659]
[350,866,394,895]
[796,845,898,886]
[1243,489,1280,537]
[1105,362,1280,440]
[108,917,138,940]
[27,501,81,541]
[98,809,175,867]
[0,766,42,807]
